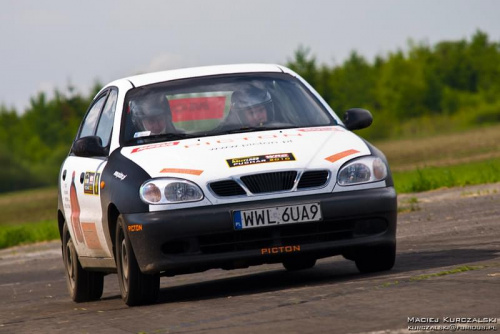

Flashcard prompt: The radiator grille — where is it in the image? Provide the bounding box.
[241,171,297,193]
[297,170,329,189]
[209,180,246,196]
[209,170,329,197]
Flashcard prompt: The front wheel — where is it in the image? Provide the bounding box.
[116,215,160,306]
[354,244,396,273]
[62,222,104,302]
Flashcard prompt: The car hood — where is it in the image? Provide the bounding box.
[120,126,371,184]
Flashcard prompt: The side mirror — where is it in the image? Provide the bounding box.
[71,136,108,157]
[343,108,373,130]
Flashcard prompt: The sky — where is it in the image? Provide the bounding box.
[1,0,499,113]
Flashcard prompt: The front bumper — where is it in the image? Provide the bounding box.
[123,187,397,275]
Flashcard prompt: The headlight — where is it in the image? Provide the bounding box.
[140,178,204,204]
[337,157,387,186]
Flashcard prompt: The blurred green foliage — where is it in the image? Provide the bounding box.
[0,83,102,193]
[287,30,500,140]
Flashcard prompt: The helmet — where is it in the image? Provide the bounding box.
[230,87,274,125]
[231,86,273,112]
[130,94,172,134]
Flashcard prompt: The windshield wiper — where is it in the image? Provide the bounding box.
[220,124,297,135]
[220,127,267,135]
[153,132,193,140]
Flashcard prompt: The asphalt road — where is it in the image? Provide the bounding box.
[1,183,499,334]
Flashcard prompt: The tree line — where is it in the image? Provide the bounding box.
[286,30,500,139]
[1,31,499,193]
[0,84,101,193]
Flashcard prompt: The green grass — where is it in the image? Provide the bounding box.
[375,123,500,172]
[378,265,493,288]
[397,197,420,213]
[0,220,59,249]
[393,159,500,193]
[408,265,485,281]
[0,187,59,249]
[0,187,57,225]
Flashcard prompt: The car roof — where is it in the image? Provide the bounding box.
[113,63,288,89]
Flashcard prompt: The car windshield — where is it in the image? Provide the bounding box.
[122,73,336,145]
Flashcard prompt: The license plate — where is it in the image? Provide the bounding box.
[233,203,322,230]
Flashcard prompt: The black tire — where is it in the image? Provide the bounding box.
[62,222,104,302]
[116,215,160,306]
[283,257,317,271]
[355,244,396,273]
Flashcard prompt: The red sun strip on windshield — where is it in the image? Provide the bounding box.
[325,149,360,163]
[170,96,226,122]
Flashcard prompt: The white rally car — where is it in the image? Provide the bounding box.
[58,64,397,306]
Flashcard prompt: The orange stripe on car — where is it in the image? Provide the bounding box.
[160,168,204,175]
[325,149,360,163]
[81,222,103,250]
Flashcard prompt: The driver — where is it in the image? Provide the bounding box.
[229,87,274,127]
[130,94,174,135]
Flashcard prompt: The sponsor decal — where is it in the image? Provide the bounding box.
[128,224,143,232]
[83,172,100,195]
[227,152,296,168]
[298,126,344,132]
[183,132,302,149]
[160,168,203,175]
[209,139,293,151]
[113,171,127,181]
[131,141,180,153]
[81,222,103,250]
[325,149,360,163]
[134,130,151,138]
[93,174,100,194]
[261,245,301,255]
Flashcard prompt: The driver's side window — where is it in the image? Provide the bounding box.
[95,89,117,147]
[79,94,107,139]
[78,89,118,149]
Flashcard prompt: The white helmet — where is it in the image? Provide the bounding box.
[130,94,172,134]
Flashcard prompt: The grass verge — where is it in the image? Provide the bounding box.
[393,159,500,193]
[0,220,59,250]
[0,187,57,225]
[379,265,493,288]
